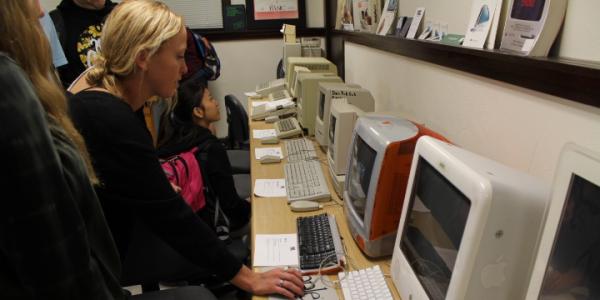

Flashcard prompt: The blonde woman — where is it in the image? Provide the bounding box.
[68,1,303,298]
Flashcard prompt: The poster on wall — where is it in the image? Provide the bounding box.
[253,0,299,20]
[246,0,305,29]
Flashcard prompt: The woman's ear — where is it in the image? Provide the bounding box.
[135,49,150,71]
[192,106,204,119]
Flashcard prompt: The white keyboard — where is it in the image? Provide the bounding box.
[275,117,303,139]
[339,265,393,300]
[255,78,285,95]
[284,160,330,202]
[285,138,317,162]
[269,89,292,101]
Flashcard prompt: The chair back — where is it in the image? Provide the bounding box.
[224,94,249,149]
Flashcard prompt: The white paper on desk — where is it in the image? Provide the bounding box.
[253,234,299,267]
[254,179,286,198]
[252,129,277,139]
[251,101,269,107]
[245,91,259,97]
[255,147,283,160]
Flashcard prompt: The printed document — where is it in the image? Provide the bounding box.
[253,234,299,267]
[254,179,287,198]
[255,147,283,160]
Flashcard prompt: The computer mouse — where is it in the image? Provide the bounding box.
[289,200,322,212]
[259,155,281,164]
[260,136,279,144]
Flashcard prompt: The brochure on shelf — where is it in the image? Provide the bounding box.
[376,0,399,36]
[406,7,425,39]
[500,0,567,56]
[397,17,412,38]
[485,0,504,49]
[463,0,499,49]
[418,21,433,40]
[335,0,353,30]
[352,0,381,33]
[394,16,408,37]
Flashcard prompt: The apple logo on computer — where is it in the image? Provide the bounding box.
[481,256,507,288]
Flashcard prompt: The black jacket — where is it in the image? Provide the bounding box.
[68,91,242,280]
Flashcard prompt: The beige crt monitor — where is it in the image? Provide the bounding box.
[314,82,374,148]
[282,42,301,73]
[289,66,311,98]
[327,98,374,197]
[525,144,600,300]
[295,73,342,136]
[391,136,551,300]
[285,57,337,90]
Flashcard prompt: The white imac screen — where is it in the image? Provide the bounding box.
[539,175,600,299]
[400,158,471,300]
[318,92,326,121]
[347,134,377,221]
[328,115,337,161]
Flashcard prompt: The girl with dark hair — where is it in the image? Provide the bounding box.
[157,79,251,233]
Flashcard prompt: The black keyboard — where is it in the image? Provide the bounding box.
[297,213,345,274]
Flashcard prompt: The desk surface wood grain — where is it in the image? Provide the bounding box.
[248,98,401,300]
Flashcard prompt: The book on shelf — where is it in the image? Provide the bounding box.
[376,0,399,36]
[352,0,381,33]
[500,0,568,56]
[335,0,354,30]
[463,0,501,49]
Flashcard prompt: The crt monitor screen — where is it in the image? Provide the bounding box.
[346,134,377,221]
[318,92,326,121]
[399,157,471,300]
[539,175,600,298]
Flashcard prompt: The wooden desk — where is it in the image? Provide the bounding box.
[248,98,401,300]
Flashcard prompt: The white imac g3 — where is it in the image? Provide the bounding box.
[314,83,373,148]
[525,143,600,300]
[295,73,342,136]
[327,98,374,197]
[285,57,337,89]
[343,116,449,258]
[390,136,551,300]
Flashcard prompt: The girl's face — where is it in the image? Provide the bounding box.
[194,89,220,126]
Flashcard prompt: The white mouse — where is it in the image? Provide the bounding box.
[289,200,322,212]
[259,155,281,164]
[260,136,279,144]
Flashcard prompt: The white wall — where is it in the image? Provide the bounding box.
[344,42,600,183]
[208,39,283,137]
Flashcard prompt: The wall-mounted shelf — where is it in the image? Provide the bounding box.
[193,28,326,42]
[327,30,600,109]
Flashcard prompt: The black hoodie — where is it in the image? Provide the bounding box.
[54,0,116,87]
[157,126,251,230]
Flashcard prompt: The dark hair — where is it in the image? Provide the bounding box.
[157,79,208,149]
